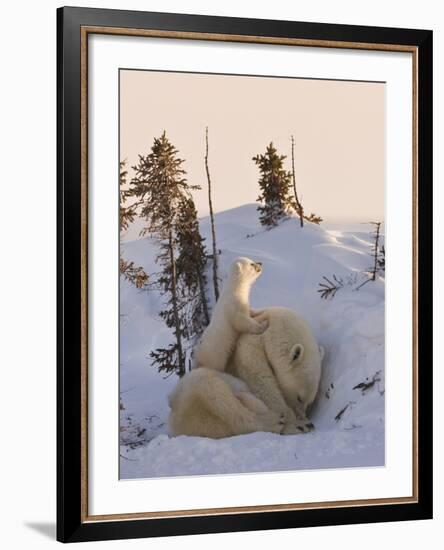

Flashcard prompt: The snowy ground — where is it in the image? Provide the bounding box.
[119,204,385,479]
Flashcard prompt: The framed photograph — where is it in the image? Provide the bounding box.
[57,6,433,543]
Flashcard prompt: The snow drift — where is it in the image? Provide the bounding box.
[119,204,385,479]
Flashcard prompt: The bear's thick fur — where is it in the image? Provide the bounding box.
[168,368,285,438]
[227,307,323,434]
[193,257,268,372]
[168,307,322,438]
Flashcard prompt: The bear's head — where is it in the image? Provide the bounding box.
[232,257,263,284]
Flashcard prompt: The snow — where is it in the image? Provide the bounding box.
[119,204,385,479]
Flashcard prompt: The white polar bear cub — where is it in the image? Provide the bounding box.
[227,307,323,434]
[168,368,285,438]
[193,257,268,372]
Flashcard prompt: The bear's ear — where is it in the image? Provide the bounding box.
[290,343,304,364]
[235,260,243,274]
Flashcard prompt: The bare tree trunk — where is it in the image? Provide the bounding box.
[371,222,381,280]
[167,228,185,375]
[205,127,220,301]
[197,269,210,325]
[291,135,304,227]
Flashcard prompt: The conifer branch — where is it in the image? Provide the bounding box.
[119,159,149,287]
[317,275,344,299]
[119,258,149,289]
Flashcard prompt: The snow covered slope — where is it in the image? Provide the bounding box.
[120,204,385,479]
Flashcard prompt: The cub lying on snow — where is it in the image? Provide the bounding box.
[193,257,268,372]
[168,307,323,438]
[168,368,285,438]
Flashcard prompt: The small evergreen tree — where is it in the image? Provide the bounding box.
[129,132,202,376]
[151,195,210,375]
[356,221,385,290]
[369,222,382,281]
[253,143,293,228]
[175,195,210,335]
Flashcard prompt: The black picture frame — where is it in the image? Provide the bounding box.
[57,6,433,543]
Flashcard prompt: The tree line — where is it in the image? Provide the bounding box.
[120,131,320,377]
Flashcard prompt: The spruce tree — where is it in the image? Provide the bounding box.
[152,195,211,375]
[129,132,202,376]
[253,143,293,228]
[175,195,210,335]
[369,222,382,281]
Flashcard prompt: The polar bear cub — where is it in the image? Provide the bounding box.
[193,257,268,372]
[168,368,285,438]
[227,307,323,434]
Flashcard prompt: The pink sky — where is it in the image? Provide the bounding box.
[120,69,385,223]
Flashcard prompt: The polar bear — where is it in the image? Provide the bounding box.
[193,257,268,372]
[168,307,322,438]
[226,307,323,434]
[168,367,285,438]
